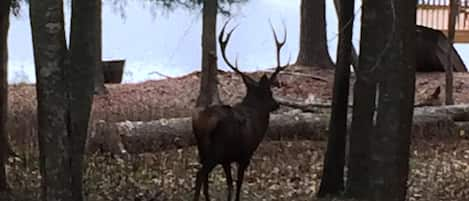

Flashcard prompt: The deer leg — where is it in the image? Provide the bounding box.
[193,168,204,201]
[203,163,216,201]
[235,161,249,201]
[222,163,233,201]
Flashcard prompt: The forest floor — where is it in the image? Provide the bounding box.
[4,139,469,201]
[4,65,469,201]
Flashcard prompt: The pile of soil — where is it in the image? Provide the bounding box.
[9,66,467,122]
[7,66,469,149]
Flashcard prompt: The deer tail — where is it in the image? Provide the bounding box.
[192,109,221,159]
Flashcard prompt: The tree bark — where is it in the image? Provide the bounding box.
[317,0,354,197]
[445,0,457,105]
[197,0,221,107]
[332,0,359,70]
[94,0,106,95]
[0,0,11,192]
[369,0,416,200]
[345,0,382,197]
[31,0,98,200]
[296,0,334,68]
[30,0,72,200]
[69,0,99,200]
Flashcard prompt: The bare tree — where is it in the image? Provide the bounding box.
[94,0,106,94]
[30,0,72,199]
[369,0,417,200]
[69,0,101,200]
[30,0,97,200]
[0,0,12,192]
[296,0,334,68]
[445,0,457,105]
[197,0,221,107]
[346,0,417,200]
[317,0,354,197]
[346,1,380,198]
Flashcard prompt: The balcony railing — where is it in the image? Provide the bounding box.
[417,0,469,42]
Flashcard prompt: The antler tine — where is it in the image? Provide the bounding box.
[218,20,255,83]
[269,21,290,82]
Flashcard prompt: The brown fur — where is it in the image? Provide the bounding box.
[192,21,289,201]
[192,84,278,201]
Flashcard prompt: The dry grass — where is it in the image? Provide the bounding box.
[3,138,469,201]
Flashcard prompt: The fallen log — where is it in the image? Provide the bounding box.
[88,111,329,154]
[88,104,469,154]
[275,89,443,113]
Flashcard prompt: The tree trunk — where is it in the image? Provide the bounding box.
[346,49,377,200]
[94,0,106,94]
[0,0,11,192]
[317,0,354,197]
[31,0,98,200]
[296,0,334,68]
[369,0,416,200]
[197,0,220,107]
[345,0,381,197]
[69,0,99,200]
[445,0,457,105]
[30,0,72,200]
[332,0,359,70]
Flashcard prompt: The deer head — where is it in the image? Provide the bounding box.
[218,21,290,112]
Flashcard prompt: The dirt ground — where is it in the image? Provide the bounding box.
[4,66,469,201]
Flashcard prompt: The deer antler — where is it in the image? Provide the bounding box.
[219,20,256,84]
[269,21,290,83]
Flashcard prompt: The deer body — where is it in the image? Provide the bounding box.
[193,101,273,163]
[192,21,288,201]
[192,80,279,201]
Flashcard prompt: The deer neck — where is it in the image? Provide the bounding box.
[240,98,271,114]
[237,101,271,128]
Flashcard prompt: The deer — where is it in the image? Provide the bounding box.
[191,21,289,201]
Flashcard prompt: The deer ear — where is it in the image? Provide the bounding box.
[259,75,270,87]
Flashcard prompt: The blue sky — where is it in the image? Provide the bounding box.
[7,0,468,83]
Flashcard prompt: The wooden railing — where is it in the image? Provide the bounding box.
[417,0,469,42]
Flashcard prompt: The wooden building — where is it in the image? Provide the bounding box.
[417,0,469,43]
[416,0,468,72]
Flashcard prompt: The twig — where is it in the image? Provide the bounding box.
[149,71,172,79]
[275,96,337,113]
[262,70,329,82]
[276,96,437,113]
